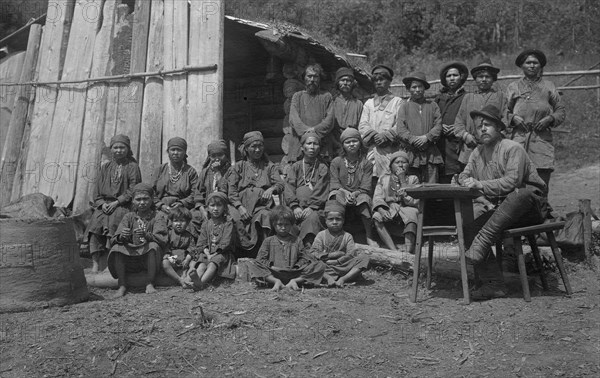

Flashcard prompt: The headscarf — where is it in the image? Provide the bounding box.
[207,140,228,155]
[240,131,267,161]
[109,134,134,160]
[300,130,320,145]
[206,191,229,205]
[324,200,345,216]
[132,182,154,197]
[167,137,187,151]
[340,128,362,144]
[389,150,412,168]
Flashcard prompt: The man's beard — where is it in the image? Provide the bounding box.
[307,83,318,94]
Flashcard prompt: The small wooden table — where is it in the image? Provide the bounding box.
[405,184,480,304]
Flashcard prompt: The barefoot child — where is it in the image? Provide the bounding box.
[372,151,420,253]
[108,183,168,297]
[248,206,326,291]
[328,128,377,246]
[310,200,370,287]
[161,207,196,287]
[188,192,237,290]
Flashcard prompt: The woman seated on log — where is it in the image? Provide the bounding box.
[284,131,329,248]
[328,128,377,247]
[85,134,141,273]
[153,137,199,230]
[108,183,168,298]
[372,151,420,253]
[228,131,284,255]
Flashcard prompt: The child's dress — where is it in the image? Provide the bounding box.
[372,174,420,235]
[193,217,238,279]
[310,230,370,279]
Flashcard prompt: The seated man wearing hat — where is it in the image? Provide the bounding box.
[396,72,443,183]
[458,105,549,300]
[331,67,363,156]
[454,58,508,165]
[358,64,404,178]
[507,49,566,189]
[288,63,335,162]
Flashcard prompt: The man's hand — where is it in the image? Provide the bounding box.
[534,116,553,132]
[442,124,455,135]
[463,177,483,190]
[373,132,386,145]
[345,191,356,205]
[238,205,251,221]
[513,115,527,130]
[261,187,275,201]
[293,207,304,220]
[378,208,392,221]
[301,207,313,220]
[464,133,478,148]
[413,135,428,149]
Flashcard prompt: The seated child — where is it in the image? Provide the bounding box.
[187,192,237,290]
[329,128,377,246]
[161,207,196,287]
[372,151,420,253]
[310,200,370,287]
[108,183,168,298]
[248,205,326,291]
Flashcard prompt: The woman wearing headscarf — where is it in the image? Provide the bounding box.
[85,134,141,273]
[435,62,469,183]
[507,49,566,188]
[284,131,329,247]
[228,131,285,252]
[108,183,168,298]
[153,137,199,214]
[453,58,508,164]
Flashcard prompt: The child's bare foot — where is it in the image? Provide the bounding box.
[286,280,301,291]
[145,283,157,294]
[179,278,192,288]
[271,281,285,291]
[189,270,202,290]
[325,276,336,287]
[335,278,346,288]
[366,237,379,247]
[114,286,127,298]
[91,261,99,273]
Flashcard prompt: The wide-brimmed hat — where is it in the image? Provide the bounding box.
[469,104,506,130]
[402,72,430,90]
[439,61,468,87]
[515,49,547,68]
[371,64,394,79]
[470,58,500,80]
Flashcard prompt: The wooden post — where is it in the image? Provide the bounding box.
[0,25,42,206]
[40,0,103,207]
[139,0,164,183]
[21,0,75,197]
[162,0,188,161]
[72,0,118,214]
[579,199,594,265]
[115,0,151,159]
[0,52,26,157]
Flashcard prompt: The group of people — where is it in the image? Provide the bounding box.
[85,48,565,300]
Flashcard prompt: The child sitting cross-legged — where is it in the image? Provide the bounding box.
[372,151,420,253]
[187,191,238,290]
[248,205,326,291]
[310,200,370,287]
[161,207,196,288]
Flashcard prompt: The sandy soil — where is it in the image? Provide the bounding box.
[1,165,599,378]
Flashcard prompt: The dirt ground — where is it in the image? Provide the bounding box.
[1,165,599,378]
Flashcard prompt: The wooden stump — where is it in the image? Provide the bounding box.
[0,218,89,313]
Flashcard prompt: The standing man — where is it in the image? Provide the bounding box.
[507,49,566,189]
[359,65,404,178]
[459,105,549,300]
[331,67,363,156]
[288,64,334,163]
[453,58,508,165]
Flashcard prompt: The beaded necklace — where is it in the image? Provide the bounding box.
[111,163,123,185]
[168,163,183,183]
[247,160,263,179]
[210,220,225,252]
[302,159,317,190]
[343,155,360,187]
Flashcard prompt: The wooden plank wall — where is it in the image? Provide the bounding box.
[1,0,225,212]
[0,52,26,157]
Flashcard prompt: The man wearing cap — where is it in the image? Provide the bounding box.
[435,62,469,183]
[453,58,508,165]
[358,64,404,177]
[331,67,363,156]
[288,63,335,162]
[507,49,566,188]
[396,72,443,183]
[458,104,549,300]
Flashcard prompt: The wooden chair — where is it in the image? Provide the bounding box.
[496,221,572,302]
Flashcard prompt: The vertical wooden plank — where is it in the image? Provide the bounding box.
[0,25,42,205]
[139,0,164,183]
[40,0,103,207]
[162,0,187,162]
[579,199,593,264]
[72,0,118,214]
[21,0,75,196]
[103,4,132,146]
[114,0,151,160]
[187,0,224,170]
[0,52,26,157]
